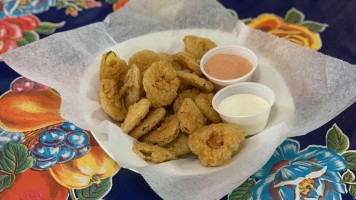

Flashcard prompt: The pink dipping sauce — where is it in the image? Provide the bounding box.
[204,54,254,80]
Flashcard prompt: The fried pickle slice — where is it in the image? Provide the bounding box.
[183,35,217,60]
[121,99,151,133]
[177,98,207,135]
[128,50,160,72]
[175,52,202,76]
[194,93,222,123]
[143,60,180,108]
[98,79,127,121]
[176,70,214,92]
[141,115,180,146]
[157,52,184,71]
[99,52,129,85]
[133,142,176,163]
[129,107,166,139]
[178,82,192,92]
[188,123,247,167]
[164,133,191,157]
[118,65,142,109]
[173,88,200,113]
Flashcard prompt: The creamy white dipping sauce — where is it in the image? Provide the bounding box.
[218,94,269,116]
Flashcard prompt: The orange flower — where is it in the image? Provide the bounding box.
[66,7,78,17]
[248,14,322,50]
[113,0,130,11]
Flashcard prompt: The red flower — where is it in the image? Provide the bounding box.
[0,15,39,55]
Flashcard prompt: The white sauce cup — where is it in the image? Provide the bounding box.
[200,45,258,90]
[212,82,275,135]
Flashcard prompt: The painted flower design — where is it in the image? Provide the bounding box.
[0,15,64,59]
[112,0,130,11]
[245,8,328,50]
[56,0,102,17]
[0,0,55,20]
[0,15,39,54]
[252,140,348,200]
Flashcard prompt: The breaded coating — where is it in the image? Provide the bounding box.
[121,99,151,133]
[98,79,127,121]
[176,52,202,76]
[188,123,247,167]
[133,142,177,163]
[176,70,214,92]
[99,52,129,85]
[129,107,166,139]
[194,93,222,123]
[141,115,179,146]
[143,60,180,108]
[177,98,207,135]
[118,65,143,109]
[164,133,191,157]
[183,35,217,60]
[173,88,200,113]
[178,82,192,92]
[157,52,184,71]
[128,50,160,72]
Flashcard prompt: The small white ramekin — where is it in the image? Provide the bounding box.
[212,82,275,135]
[200,45,258,90]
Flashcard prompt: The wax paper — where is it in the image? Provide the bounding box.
[2,0,356,199]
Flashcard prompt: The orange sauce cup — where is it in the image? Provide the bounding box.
[200,45,258,90]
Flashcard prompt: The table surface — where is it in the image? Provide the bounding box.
[0,0,355,199]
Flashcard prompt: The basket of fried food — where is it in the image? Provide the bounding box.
[97,35,247,167]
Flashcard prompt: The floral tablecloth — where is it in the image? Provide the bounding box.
[0,0,355,199]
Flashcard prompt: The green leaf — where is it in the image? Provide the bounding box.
[241,18,252,25]
[228,178,256,200]
[342,151,356,170]
[226,9,238,18]
[105,0,119,4]
[0,142,34,174]
[350,184,356,199]
[342,169,355,183]
[0,142,33,193]
[16,31,39,47]
[326,124,349,154]
[284,8,305,24]
[300,20,328,32]
[56,1,66,9]
[35,21,65,35]
[76,177,112,200]
[0,173,15,193]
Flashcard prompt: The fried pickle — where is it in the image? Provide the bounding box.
[98,79,127,121]
[173,88,200,113]
[194,93,222,123]
[164,133,191,157]
[99,52,129,85]
[176,52,202,76]
[183,35,217,60]
[157,52,184,71]
[133,142,177,163]
[177,98,207,135]
[118,65,142,109]
[128,50,160,72]
[129,107,166,139]
[176,70,214,92]
[143,60,180,108]
[141,115,180,146]
[121,98,151,133]
[188,123,246,167]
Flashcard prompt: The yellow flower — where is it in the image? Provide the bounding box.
[248,14,322,50]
